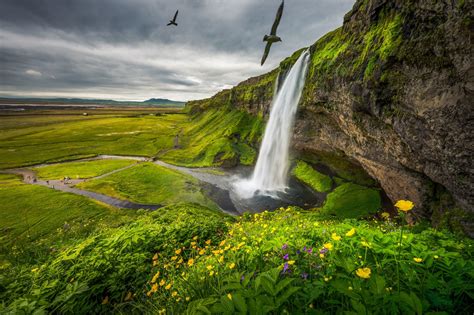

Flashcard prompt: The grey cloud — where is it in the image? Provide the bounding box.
[0,0,355,101]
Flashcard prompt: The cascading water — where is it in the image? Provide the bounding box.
[234,49,310,199]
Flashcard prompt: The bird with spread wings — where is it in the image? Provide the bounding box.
[167,10,179,26]
[261,1,284,66]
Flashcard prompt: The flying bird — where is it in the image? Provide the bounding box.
[167,10,179,26]
[261,0,284,66]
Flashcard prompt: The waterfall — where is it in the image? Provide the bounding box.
[234,49,310,198]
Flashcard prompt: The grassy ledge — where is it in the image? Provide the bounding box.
[292,160,333,193]
[321,183,381,218]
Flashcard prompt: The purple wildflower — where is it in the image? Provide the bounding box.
[320,248,329,254]
[296,250,301,255]
[240,275,245,283]
[281,244,288,250]
[303,246,307,251]
[301,272,309,280]
[283,253,289,260]
[282,262,289,273]
[307,247,313,254]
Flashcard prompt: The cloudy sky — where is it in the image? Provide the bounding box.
[0,0,355,101]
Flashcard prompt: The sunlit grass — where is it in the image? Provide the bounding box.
[77,163,219,209]
[34,159,137,179]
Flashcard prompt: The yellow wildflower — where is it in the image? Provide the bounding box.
[218,256,224,263]
[175,249,182,255]
[356,267,371,279]
[331,233,341,241]
[186,297,190,301]
[219,240,226,247]
[171,256,177,261]
[206,265,214,270]
[319,254,325,258]
[193,236,198,240]
[152,253,159,261]
[227,293,232,300]
[102,296,109,304]
[159,279,166,286]
[324,243,333,250]
[205,240,211,245]
[395,200,414,212]
[165,283,172,290]
[191,241,197,246]
[361,241,371,248]
[229,262,236,269]
[413,257,423,263]
[151,283,158,293]
[172,291,178,297]
[199,249,206,255]
[345,228,356,237]
[209,270,215,276]
[151,271,160,283]
[177,258,183,264]
[188,258,194,267]
[125,291,133,301]
[288,260,295,265]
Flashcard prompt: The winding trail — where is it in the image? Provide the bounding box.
[2,156,162,210]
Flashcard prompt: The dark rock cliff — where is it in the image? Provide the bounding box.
[187,0,473,234]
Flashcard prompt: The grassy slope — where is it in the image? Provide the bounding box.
[0,175,125,245]
[34,159,137,179]
[77,163,218,209]
[2,205,472,314]
[160,107,262,167]
[0,113,186,169]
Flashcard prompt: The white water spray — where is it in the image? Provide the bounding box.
[234,50,310,198]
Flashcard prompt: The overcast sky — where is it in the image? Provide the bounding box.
[0,0,355,101]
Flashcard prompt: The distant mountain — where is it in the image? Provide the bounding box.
[144,98,185,106]
[0,97,185,108]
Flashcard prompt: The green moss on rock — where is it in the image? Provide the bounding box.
[320,183,381,218]
[292,160,333,193]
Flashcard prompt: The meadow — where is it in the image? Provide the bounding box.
[0,108,472,314]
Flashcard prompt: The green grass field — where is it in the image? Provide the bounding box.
[0,112,186,169]
[77,163,218,209]
[34,159,138,179]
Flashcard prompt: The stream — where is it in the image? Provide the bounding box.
[1,155,324,215]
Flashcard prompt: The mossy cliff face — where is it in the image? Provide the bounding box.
[188,0,473,234]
